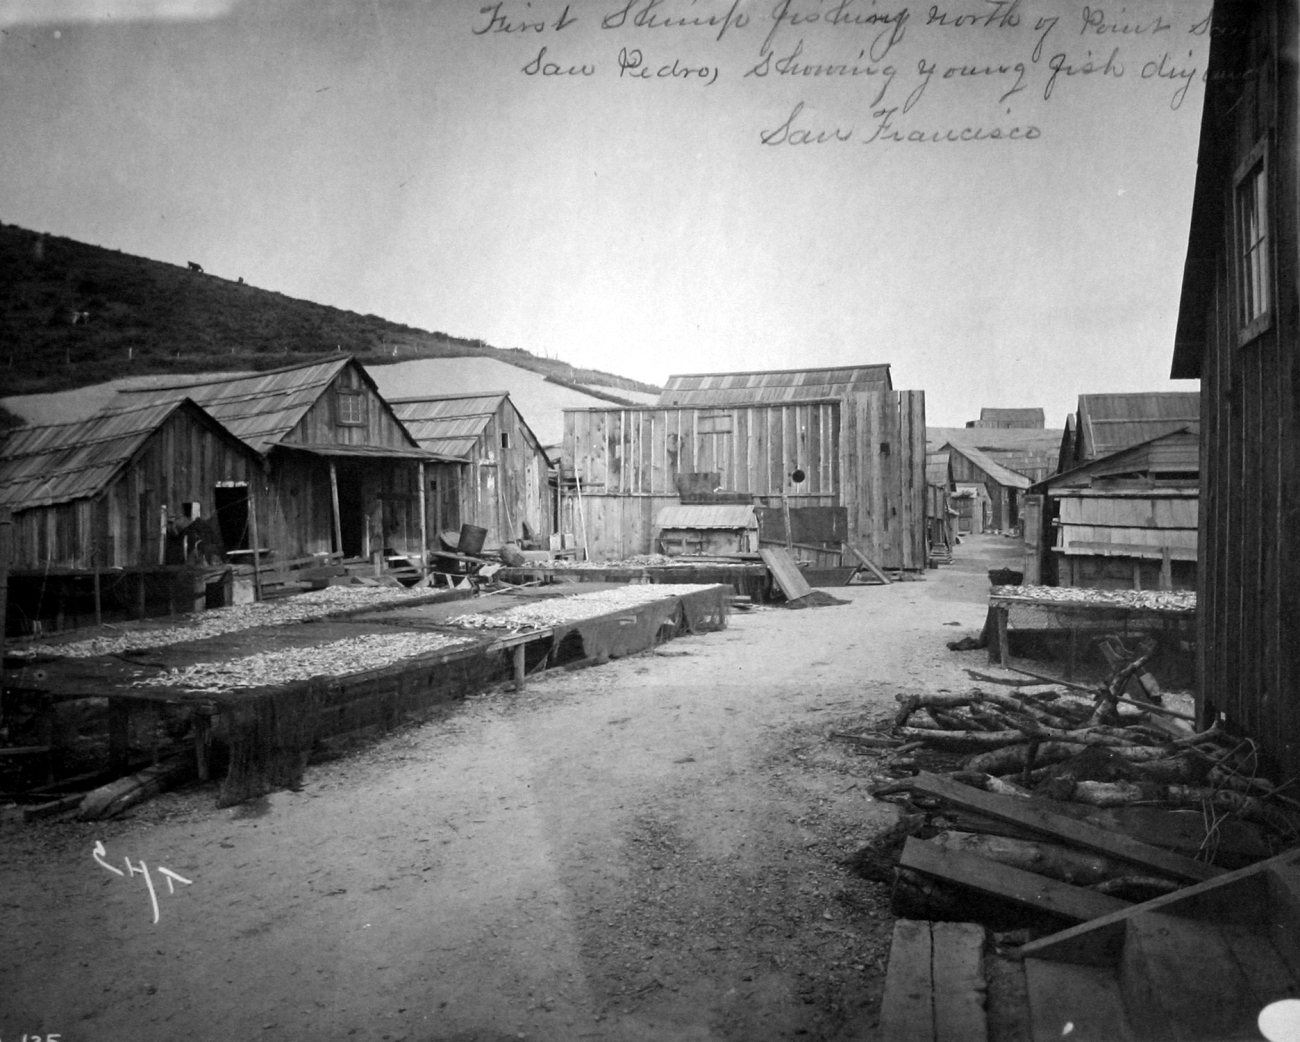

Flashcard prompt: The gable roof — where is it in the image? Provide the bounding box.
[1035,426,1200,492]
[389,392,549,463]
[658,364,892,406]
[1075,392,1201,462]
[109,355,413,454]
[944,442,1032,490]
[926,426,1063,482]
[0,398,249,511]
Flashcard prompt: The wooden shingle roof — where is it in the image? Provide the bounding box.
[658,364,892,406]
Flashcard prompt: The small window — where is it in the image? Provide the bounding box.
[500,432,511,450]
[1234,138,1272,346]
[337,391,366,426]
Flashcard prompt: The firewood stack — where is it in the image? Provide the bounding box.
[844,683,1300,933]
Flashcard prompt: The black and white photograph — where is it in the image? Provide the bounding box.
[3,0,1298,1038]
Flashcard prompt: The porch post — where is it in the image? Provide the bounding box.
[418,460,428,579]
[329,459,343,557]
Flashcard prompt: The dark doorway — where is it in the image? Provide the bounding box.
[214,484,250,550]
[336,463,365,558]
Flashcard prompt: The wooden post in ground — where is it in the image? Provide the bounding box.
[418,460,429,580]
[329,460,343,557]
[92,542,102,628]
[248,487,263,603]
[513,643,527,691]
[0,508,9,720]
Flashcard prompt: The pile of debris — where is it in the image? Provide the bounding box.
[843,677,1297,930]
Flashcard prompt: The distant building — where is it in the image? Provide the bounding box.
[967,407,1045,429]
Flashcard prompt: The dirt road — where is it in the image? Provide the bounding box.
[0,536,1021,1042]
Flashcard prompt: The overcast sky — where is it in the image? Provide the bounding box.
[1,0,1210,426]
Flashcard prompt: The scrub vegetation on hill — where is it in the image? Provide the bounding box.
[0,221,659,402]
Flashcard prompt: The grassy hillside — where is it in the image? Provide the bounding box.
[0,221,661,400]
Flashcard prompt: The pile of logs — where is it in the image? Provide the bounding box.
[886,687,1292,827]
[844,682,1299,932]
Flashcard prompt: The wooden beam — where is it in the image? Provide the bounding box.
[418,460,428,580]
[329,459,343,557]
[759,546,813,601]
[904,773,1222,883]
[1016,848,1300,967]
[878,919,935,1042]
[848,544,892,584]
[901,837,1131,923]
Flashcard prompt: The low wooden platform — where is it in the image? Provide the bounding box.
[3,584,731,806]
[497,563,774,601]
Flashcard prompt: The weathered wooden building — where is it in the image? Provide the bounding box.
[1061,392,1201,470]
[562,380,927,570]
[969,407,1045,429]
[114,357,445,564]
[942,442,1032,533]
[1031,428,1200,591]
[925,450,956,557]
[389,392,553,549]
[0,398,260,571]
[1171,0,1300,778]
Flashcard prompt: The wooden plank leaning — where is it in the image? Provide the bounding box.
[900,836,1131,923]
[902,772,1223,883]
[848,545,892,585]
[758,547,813,602]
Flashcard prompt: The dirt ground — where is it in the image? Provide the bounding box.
[0,535,1024,1042]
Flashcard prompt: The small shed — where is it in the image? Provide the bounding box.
[943,442,1031,533]
[655,504,758,556]
[389,392,553,549]
[0,398,260,571]
[951,482,993,535]
[1065,392,1201,468]
[1031,428,1200,590]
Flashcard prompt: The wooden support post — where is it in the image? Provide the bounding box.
[108,699,130,773]
[1160,547,1173,591]
[92,558,102,628]
[194,712,212,781]
[781,490,794,552]
[418,460,429,580]
[0,507,10,685]
[997,605,1010,667]
[329,460,343,558]
[248,489,264,603]
[514,642,527,692]
[136,570,147,619]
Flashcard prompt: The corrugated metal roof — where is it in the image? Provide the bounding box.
[1076,392,1201,461]
[0,399,204,510]
[658,365,892,406]
[656,505,756,529]
[109,357,356,454]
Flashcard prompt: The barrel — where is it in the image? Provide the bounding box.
[458,524,488,557]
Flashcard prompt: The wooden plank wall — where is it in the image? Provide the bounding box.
[1195,0,1300,780]
[464,401,554,547]
[11,407,257,570]
[564,393,927,566]
[286,364,415,450]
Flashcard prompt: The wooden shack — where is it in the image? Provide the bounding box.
[389,392,553,549]
[658,363,892,405]
[1171,0,1300,778]
[943,442,1031,533]
[562,384,927,570]
[113,357,447,566]
[1062,392,1201,469]
[0,398,262,630]
[969,407,1045,429]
